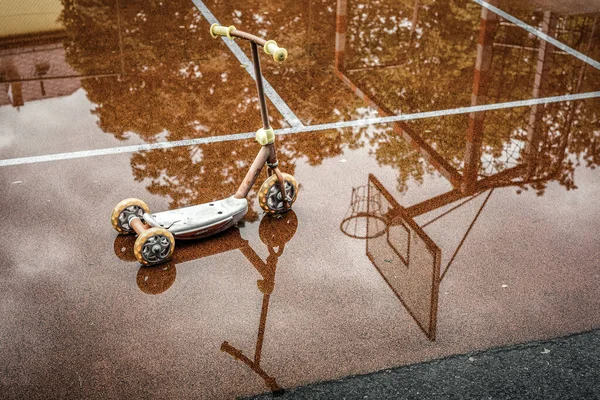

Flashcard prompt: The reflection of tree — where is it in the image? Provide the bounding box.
[339,0,600,193]
[205,0,368,123]
[61,0,280,142]
[345,0,480,112]
[517,99,598,195]
[60,0,122,75]
[60,0,599,203]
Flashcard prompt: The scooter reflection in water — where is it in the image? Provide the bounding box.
[113,211,297,393]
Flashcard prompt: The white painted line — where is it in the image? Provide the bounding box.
[191,0,303,128]
[1,91,598,167]
[473,0,600,70]
[302,91,600,131]
[0,132,255,167]
[273,91,600,136]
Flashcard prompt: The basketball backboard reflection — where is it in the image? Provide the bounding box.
[366,174,441,341]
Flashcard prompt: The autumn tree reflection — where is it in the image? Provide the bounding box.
[336,0,600,193]
[60,0,599,204]
[60,0,286,141]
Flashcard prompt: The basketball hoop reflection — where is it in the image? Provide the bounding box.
[340,185,387,239]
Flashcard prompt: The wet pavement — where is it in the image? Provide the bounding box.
[1,0,600,399]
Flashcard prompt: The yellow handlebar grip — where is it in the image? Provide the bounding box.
[263,40,288,62]
[210,23,236,39]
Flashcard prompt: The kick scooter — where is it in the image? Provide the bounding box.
[111,24,298,266]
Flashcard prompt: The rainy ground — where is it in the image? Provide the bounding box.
[1,0,599,398]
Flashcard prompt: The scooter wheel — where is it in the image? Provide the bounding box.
[133,227,175,266]
[111,198,150,234]
[258,173,299,214]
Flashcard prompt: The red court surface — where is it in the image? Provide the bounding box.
[1,0,599,398]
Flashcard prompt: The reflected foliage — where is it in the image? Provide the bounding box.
[341,0,600,192]
[60,0,599,202]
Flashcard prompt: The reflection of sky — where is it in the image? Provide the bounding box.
[0,89,96,153]
[0,88,148,157]
[1,88,90,127]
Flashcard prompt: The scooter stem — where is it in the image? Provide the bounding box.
[235,145,272,199]
[251,41,270,130]
[214,27,289,207]
[249,43,289,208]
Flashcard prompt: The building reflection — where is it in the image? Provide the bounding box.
[0,42,83,107]
[0,1,82,107]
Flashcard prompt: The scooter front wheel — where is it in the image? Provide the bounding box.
[111,198,150,234]
[134,227,175,266]
[258,173,298,214]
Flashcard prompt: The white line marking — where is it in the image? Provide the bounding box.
[0,132,255,167]
[191,0,303,128]
[1,91,598,167]
[473,0,600,70]
[305,91,600,130]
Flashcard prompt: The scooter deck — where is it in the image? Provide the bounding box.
[143,196,248,239]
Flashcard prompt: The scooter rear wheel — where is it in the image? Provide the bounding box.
[258,173,298,214]
[134,227,175,266]
[111,198,150,234]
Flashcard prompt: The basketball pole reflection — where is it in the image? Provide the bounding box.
[113,211,297,393]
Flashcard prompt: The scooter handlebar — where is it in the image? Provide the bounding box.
[209,23,288,62]
[263,40,288,63]
[210,23,236,39]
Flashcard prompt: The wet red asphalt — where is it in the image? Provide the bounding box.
[1,0,600,398]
